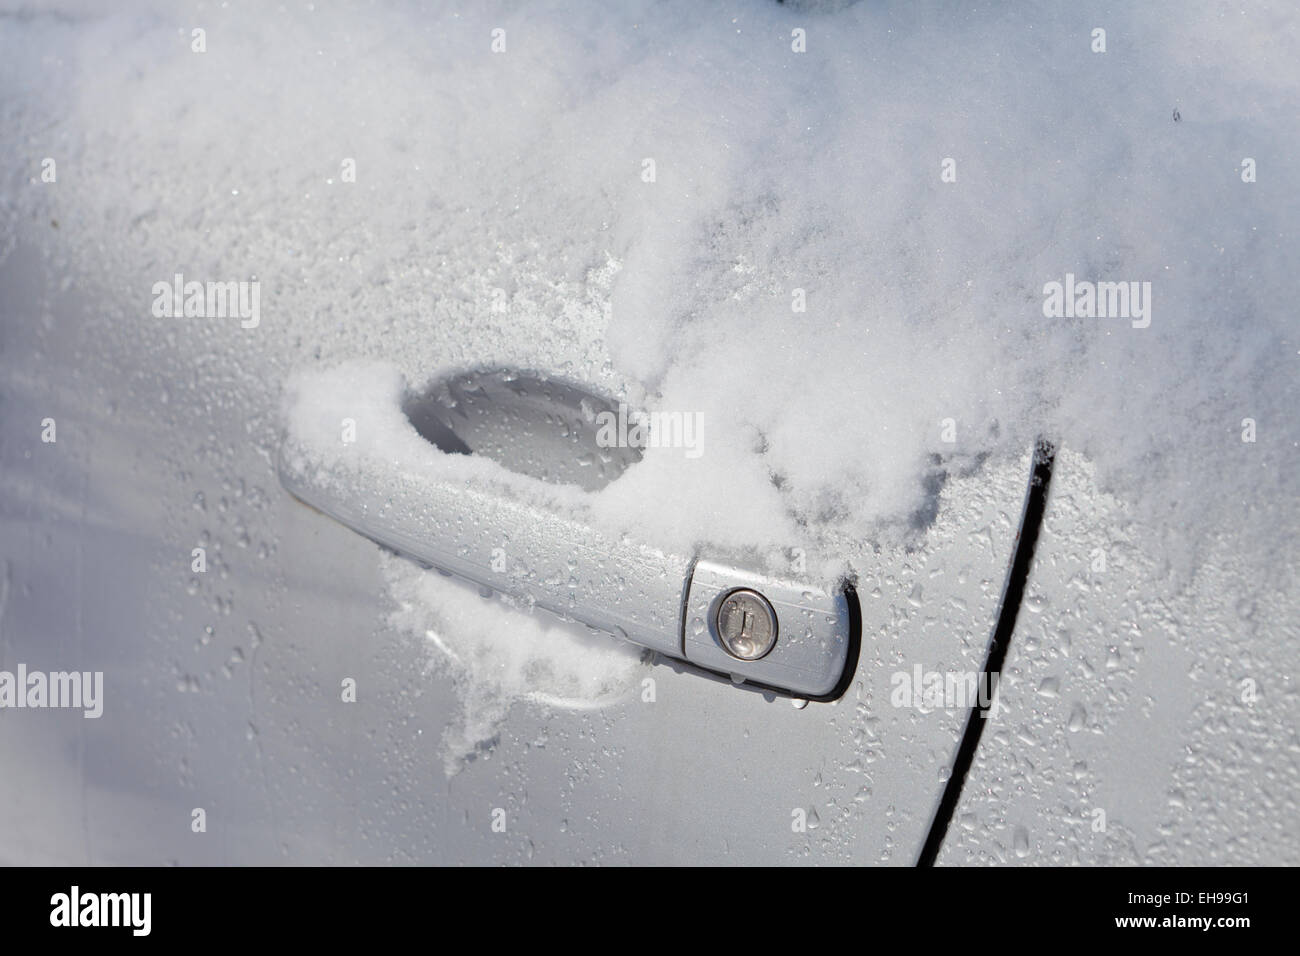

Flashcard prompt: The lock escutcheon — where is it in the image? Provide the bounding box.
[715,588,779,661]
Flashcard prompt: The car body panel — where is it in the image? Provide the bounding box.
[0,243,1037,862]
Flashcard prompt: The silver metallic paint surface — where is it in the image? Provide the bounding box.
[1,242,1033,862]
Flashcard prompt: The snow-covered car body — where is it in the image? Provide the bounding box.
[1,0,1296,865]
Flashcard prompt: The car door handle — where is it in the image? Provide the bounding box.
[277,366,859,700]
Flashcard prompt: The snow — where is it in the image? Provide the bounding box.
[385,553,645,776]
[2,1,1297,780]
[282,360,587,514]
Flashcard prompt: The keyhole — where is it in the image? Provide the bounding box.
[738,608,754,640]
[714,588,778,662]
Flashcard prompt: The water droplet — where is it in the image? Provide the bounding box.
[1014,825,1030,857]
[1068,702,1087,732]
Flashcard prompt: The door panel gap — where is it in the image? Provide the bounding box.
[916,439,1056,867]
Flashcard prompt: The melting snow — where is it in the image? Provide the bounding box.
[3,0,1297,779]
